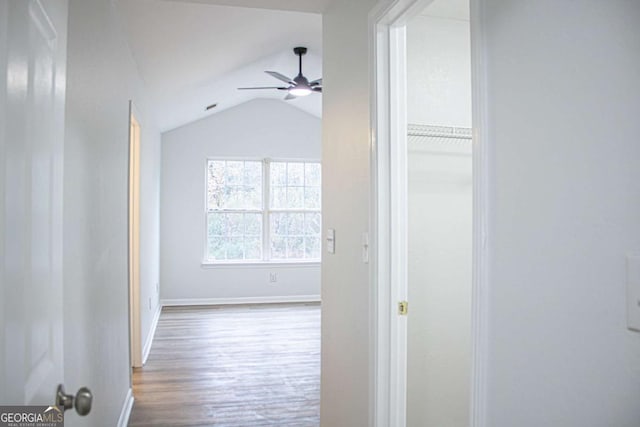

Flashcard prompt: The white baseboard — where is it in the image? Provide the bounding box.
[142,303,161,365]
[161,295,321,307]
[117,388,134,427]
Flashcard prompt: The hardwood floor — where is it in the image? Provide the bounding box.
[128,303,320,427]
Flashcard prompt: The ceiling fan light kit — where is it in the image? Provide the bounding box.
[289,86,312,97]
[238,46,322,100]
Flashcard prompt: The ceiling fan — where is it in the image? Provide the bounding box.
[238,47,322,100]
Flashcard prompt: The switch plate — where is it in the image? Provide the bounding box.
[626,253,640,332]
[326,229,335,254]
[362,232,369,263]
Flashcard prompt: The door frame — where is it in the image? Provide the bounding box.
[128,102,142,369]
[368,0,490,425]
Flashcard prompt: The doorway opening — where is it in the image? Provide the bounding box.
[370,0,488,425]
[129,104,142,369]
[406,3,472,426]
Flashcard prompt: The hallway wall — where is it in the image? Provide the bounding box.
[321,0,376,425]
[480,1,640,425]
[63,0,161,424]
[322,0,640,425]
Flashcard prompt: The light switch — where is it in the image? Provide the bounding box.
[362,232,369,263]
[326,229,335,254]
[626,253,640,332]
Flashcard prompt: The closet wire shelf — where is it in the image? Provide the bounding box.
[407,124,472,141]
[407,124,472,155]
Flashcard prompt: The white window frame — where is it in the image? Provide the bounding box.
[203,157,322,266]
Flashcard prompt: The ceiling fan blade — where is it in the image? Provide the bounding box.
[238,86,288,90]
[312,87,322,93]
[284,93,296,101]
[266,71,294,84]
[310,78,322,86]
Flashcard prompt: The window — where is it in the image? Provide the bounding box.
[206,160,263,262]
[205,159,321,263]
[269,162,322,260]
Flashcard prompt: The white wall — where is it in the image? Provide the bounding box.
[0,2,7,401]
[480,1,640,425]
[407,14,471,127]
[406,12,472,427]
[160,98,321,302]
[321,0,376,425]
[137,106,162,355]
[407,144,472,427]
[63,0,161,424]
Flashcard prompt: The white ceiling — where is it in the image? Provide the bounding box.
[158,0,332,14]
[420,0,470,21]
[116,0,323,132]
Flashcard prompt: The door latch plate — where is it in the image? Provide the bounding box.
[398,301,408,316]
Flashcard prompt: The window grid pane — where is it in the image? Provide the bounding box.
[207,212,263,261]
[269,211,322,261]
[207,160,262,210]
[269,161,321,210]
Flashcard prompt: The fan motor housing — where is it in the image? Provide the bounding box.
[293,46,307,56]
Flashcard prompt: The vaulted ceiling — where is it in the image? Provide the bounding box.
[116,0,323,132]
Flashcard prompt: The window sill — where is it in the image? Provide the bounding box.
[201,261,321,269]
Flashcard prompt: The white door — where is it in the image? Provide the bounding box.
[1,0,68,406]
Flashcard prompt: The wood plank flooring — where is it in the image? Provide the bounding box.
[128,303,320,427]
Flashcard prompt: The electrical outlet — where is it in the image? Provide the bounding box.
[269,272,278,283]
[156,282,159,293]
